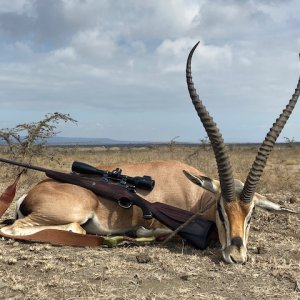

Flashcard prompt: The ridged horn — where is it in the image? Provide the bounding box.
[241,57,300,203]
[186,42,235,202]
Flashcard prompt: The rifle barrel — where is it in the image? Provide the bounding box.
[0,157,50,173]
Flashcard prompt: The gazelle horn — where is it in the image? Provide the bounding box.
[186,42,235,202]
[241,55,300,202]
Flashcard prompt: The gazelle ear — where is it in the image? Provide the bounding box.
[183,170,220,194]
[254,193,298,214]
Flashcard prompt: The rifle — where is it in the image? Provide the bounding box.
[0,157,216,249]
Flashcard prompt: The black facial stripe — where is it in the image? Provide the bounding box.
[217,202,225,223]
[247,215,252,224]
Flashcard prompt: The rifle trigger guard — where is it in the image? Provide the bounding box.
[118,198,133,209]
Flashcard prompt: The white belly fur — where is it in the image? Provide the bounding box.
[82,214,134,235]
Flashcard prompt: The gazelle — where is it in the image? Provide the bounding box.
[1,43,299,264]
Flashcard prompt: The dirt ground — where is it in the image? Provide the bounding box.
[0,146,299,300]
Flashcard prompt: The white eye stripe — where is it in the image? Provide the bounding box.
[244,205,254,226]
[243,204,255,242]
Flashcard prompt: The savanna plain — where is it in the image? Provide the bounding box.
[0,144,299,300]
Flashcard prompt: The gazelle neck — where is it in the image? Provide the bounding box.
[193,190,217,222]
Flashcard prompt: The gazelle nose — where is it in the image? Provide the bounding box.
[230,255,237,264]
[223,246,248,264]
[229,255,246,264]
[231,236,243,248]
[223,237,247,264]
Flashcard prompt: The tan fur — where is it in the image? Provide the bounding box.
[225,201,251,239]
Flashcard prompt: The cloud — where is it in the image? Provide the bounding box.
[156,38,232,73]
[0,0,33,14]
[50,47,77,63]
[0,0,299,142]
[72,29,118,61]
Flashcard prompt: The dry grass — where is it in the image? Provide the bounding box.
[1,144,299,194]
[0,144,299,299]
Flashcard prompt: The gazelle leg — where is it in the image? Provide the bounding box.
[0,216,86,236]
[136,226,172,237]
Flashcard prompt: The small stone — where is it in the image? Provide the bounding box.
[289,197,298,204]
[256,246,267,254]
[7,258,17,265]
[133,274,142,284]
[251,226,260,231]
[136,253,151,264]
[180,274,189,281]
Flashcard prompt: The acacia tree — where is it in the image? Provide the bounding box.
[0,112,77,162]
[283,136,296,148]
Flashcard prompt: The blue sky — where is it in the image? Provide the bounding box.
[0,0,299,143]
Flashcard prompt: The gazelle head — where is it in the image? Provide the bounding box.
[185,42,300,264]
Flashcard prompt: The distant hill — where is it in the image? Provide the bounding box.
[45,137,133,145]
[0,136,134,146]
[1,136,299,147]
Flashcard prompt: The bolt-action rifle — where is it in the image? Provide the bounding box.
[0,157,216,249]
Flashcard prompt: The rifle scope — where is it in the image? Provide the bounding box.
[71,161,155,191]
